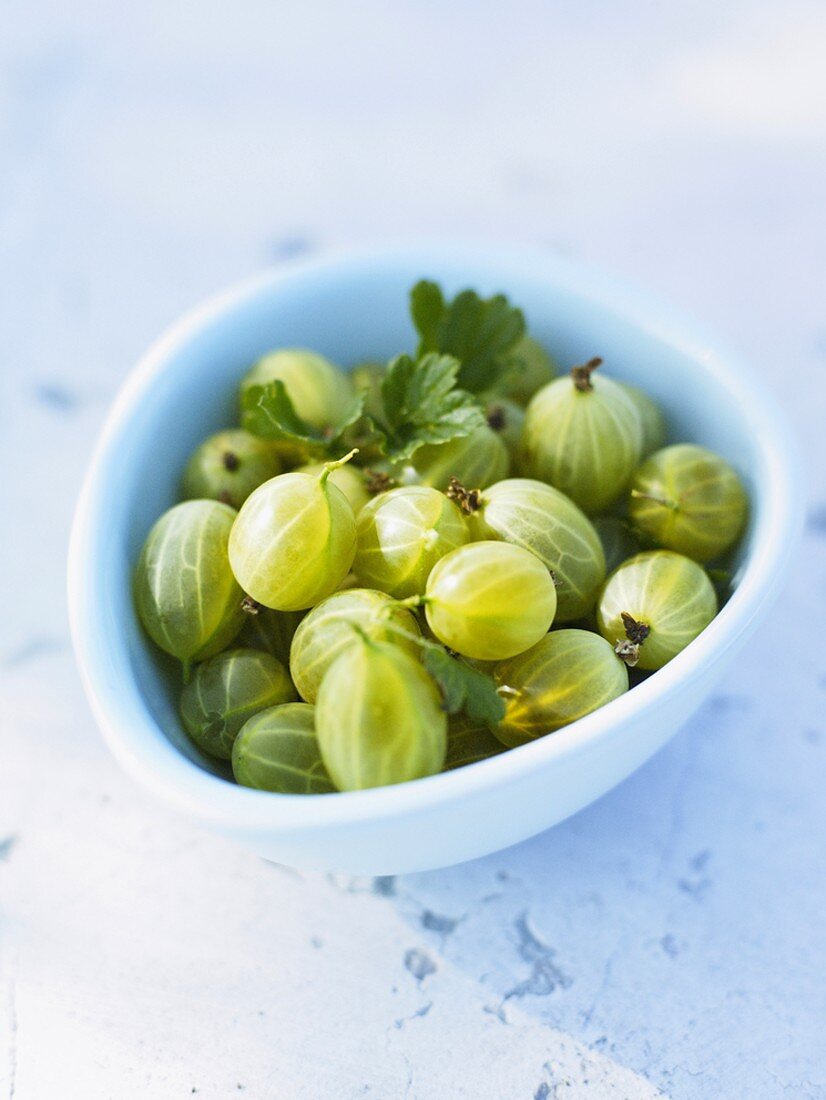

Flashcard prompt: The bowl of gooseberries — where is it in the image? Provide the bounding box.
[68,246,800,874]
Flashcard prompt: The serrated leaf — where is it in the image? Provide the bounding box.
[242,381,367,458]
[378,353,485,464]
[242,380,324,445]
[410,280,526,394]
[422,645,506,726]
[409,280,445,349]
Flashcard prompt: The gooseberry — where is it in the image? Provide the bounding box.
[237,607,305,665]
[493,629,628,746]
[240,348,355,431]
[621,383,666,456]
[445,714,505,770]
[228,453,358,610]
[628,444,748,563]
[134,499,245,676]
[484,398,525,457]
[289,588,421,703]
[353,486,469,598]
[296,460,370,515]
[180,429,282,509]
[410,424,509,492]
[351,361,386,422]
[519,358,643,513]
[179,647,296,759]
[596,550,718,670]
[500,334,557,405]
[424,541,557,660]
[458,477,606,622]
[592,515,641,575]
[232,702,335,794]
[315,637,447,790]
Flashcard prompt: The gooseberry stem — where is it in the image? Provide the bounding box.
[320,448,359,486]
[365,469,396,494]
[446,477,483,514]
[621,611,650,644]
[571,357,603,392]
[395,595,426,610]
[486,404,507,431]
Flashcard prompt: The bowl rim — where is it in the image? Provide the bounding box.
[68,242,804,830]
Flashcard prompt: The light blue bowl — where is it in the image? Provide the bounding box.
[68,245,802,874]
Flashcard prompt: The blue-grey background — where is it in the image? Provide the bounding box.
[2,3,824,1097]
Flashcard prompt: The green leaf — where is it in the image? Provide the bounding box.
[422,645,506,726]
[242,380,323,445]
[410,280,526,394]
[242,381,366,457]
[378,353,485,464]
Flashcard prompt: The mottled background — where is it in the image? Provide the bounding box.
[2,2,825,1097]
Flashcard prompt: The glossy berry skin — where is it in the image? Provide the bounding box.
[232,703,335,794]
[520,364,643,514]
[425,541,557,661]
[240,348,355,431]
[596,550,718,670]
[353,486,469,598]
[134,500,245,674]
[469,478,606,622]
[315,638,447,791]
[628,444,748,563]
[445,714,505,770]
[410,424,509,492]
[621,383,666,456]
[289,588,421,703]
[229,468,357,610]
[350,361,386,422]
[237,607,306,666]
[484,398,526,457]
[500,335,557,405]
[592,515,640,575]
[296,461,370,515]
[179,647,296,760]
[492,629,628,747]
[181,429,282,509]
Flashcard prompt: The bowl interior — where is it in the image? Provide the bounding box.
[82,248,775,791]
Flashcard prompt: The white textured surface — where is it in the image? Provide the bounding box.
[2,2,825,1097]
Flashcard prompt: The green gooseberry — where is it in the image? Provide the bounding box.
[352,485,469,598]
[351,361,386,422]
[500,335,557,405]
[180,429,282,509]
[315,637,447,791]
[424,541,557,661]
[232,703,335,794]
[621,383,666,456]
[445,714,505,771]
[295,460,370,515]
[457,477,606,623]
[484,398,525,457]
[228,453,358,610]
[237,607,306,665]
[289,588,421,703]
[492,629,629,747]
[240,348,355,432]
[519,358,643,514]
[592,515,641,574]
[596,550,718,670]
[134,499,245,676]
[628,444,748,563]
[179,647,296,760]
[409,424,510,492]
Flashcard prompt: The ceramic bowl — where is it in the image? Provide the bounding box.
[68,245,802,873]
